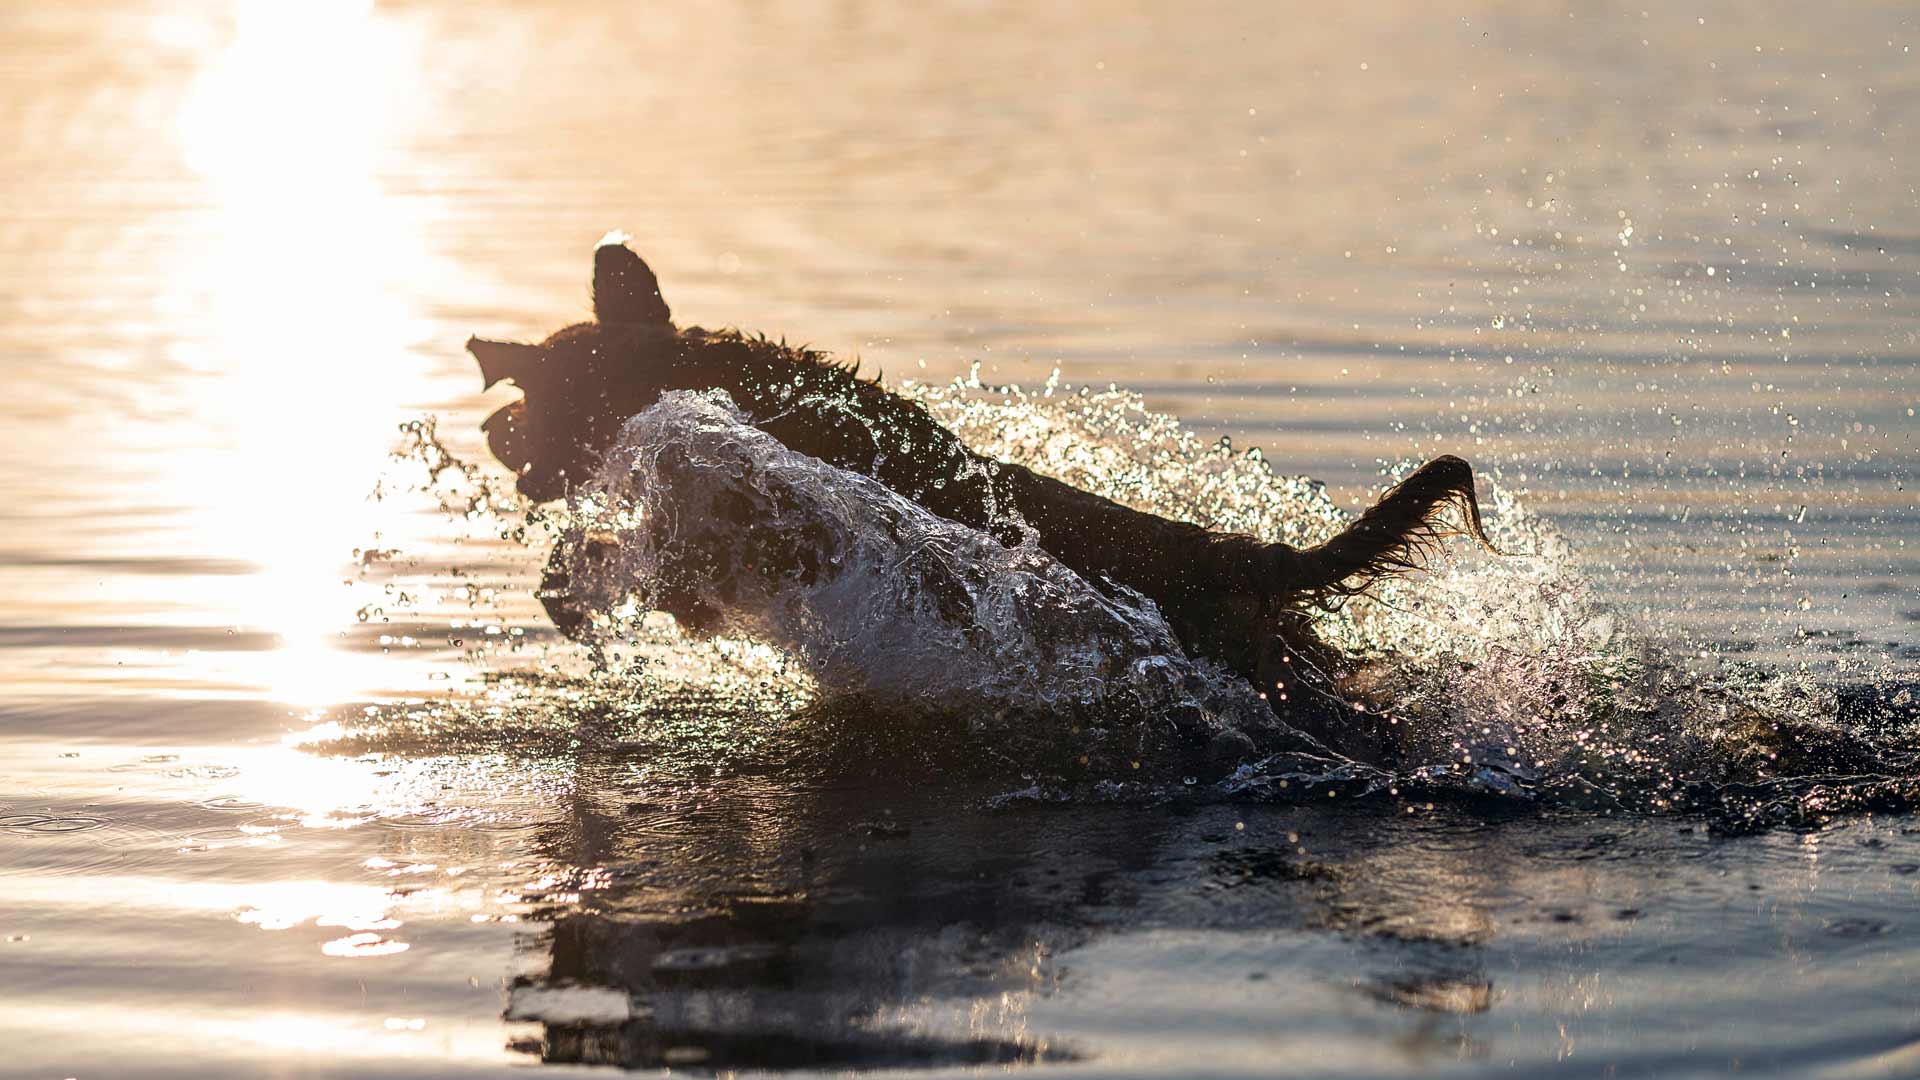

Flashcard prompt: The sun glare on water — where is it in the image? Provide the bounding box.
[170,1,440,705]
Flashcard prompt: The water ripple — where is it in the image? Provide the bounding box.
[0,814,108,833]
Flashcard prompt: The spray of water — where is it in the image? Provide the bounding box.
[550,390,1344,778]
[369,377,1917,828]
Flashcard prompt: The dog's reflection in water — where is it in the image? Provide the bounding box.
[493,757,1508,1071]
[501,776,1114,1070]
[525,902,1063,1070]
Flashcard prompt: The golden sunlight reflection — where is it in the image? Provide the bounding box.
[229,732,387,825]
[170,1,439,706]
[216,720,563,838]
[208,1008,517,1064]
[0,872,442,946]
[226,879,399,933]
[0,1001,523,1066]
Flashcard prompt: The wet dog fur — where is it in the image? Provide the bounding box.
[470,239,1493,707]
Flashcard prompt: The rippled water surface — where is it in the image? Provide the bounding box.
[3,2,1917,1077]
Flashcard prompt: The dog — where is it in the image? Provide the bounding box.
[470,238,1492,707]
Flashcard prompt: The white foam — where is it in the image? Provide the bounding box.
[554,390,1293,756]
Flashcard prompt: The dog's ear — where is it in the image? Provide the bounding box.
[468,337,545,390]
[592,236,672,326]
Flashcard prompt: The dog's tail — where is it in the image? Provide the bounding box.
[1288,455,1497,603]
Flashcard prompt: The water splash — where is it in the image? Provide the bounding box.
[904,378,1917,820]
[370,378,1916,828]
[552,390,1340,777]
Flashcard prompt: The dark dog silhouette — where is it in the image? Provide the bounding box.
[470,239,1492,703]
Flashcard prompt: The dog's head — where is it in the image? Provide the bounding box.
[468,238,676,501]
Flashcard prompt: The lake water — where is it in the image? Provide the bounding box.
[2,1,1917,1077]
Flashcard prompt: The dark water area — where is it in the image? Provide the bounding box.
[2,1,1918,1077]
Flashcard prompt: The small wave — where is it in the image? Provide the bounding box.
[0,814,108,833]
[197,796,266,812]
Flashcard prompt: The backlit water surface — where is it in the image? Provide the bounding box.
[2,3,1917,1077]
